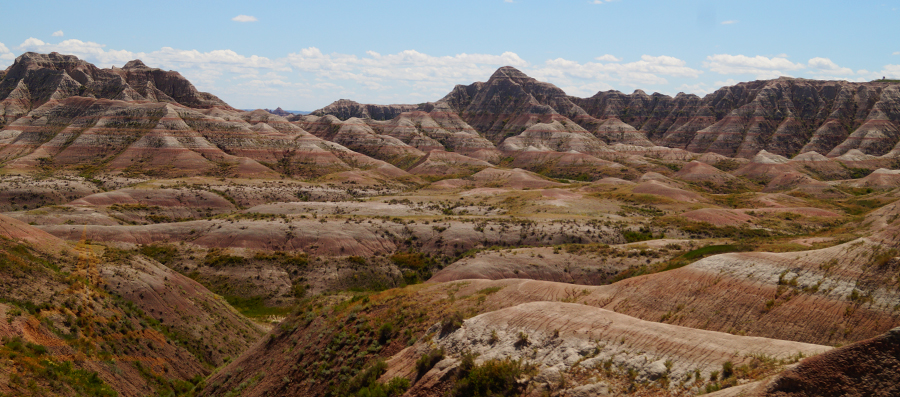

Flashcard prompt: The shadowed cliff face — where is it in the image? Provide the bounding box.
[0,52,231,126]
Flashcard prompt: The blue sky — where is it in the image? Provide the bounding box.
[2,0,899,110]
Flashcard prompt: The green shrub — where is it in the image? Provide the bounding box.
[378,322,394,344]
[451,358,535,397]
[139,244,178,264]
[440,312,464,336]
[722,361,733,379]
[415,348,445,379]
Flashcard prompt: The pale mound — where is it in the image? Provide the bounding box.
[540,188,581,200]
[675,160,737,184]
[321,169,415,185]
[748,193,808,208]
[428,178,469,189]
[739,207,841,218]
[682,208,754,226]
[470,167,563,189]
[764,172,822,190]
[789,237,835,247]
[764,172,847,198]
[458,187,509,197]
[594,177,635,185]
[752,150,791,164]
[633,180,705,202]
[836,149,878,162]
[428,302,829,390]
[695,152,732,164]
[791,151,830,162]
[0,214,69,254]
[848,168,900,188]
[407,150,492,176]
[429,246,626,285]
[71,188,236,209]
[466,148,502,163]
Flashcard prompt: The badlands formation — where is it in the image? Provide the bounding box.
[0,52,899,396]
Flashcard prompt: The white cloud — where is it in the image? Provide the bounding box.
[18,38,288,73]
[52,30,64,37]
[714,78,740,87]
[526,54,701,96]
[704,54,804,79]
[882,65,900,79]
[504,0,514,3]
[595,54,621,62]
[807,57,853,76]
[720,20,737,25]
[232,15,258,22]
[0,42,14,68]
[894,51,900,55]
[676,83,711,96]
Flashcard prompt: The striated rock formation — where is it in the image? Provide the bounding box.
[0,95,408,178]
[0,52,231,126]
[312,66,900,160]
[265,107,292,116]
[712,327,900,397]
[309,99,419,121]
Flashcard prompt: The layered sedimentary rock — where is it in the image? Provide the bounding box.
[0,52,231,126]
[312,67,900,160]
[309,98,418,121]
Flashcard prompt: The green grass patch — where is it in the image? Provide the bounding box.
[224,295,293,319]
[681,244,751,261]
[139,244,178,265]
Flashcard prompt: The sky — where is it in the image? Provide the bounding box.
[2,0,899,111]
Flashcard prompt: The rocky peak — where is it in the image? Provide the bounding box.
[0,52,232,125]
[310,99,419,121]
[488,66,531,81]
[266,107,292,117]
[123,59,149,69]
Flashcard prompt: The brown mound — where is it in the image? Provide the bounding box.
[682,208,755,226]
[738,207,841,218]
[469,167,564,189]
[0,213,69,254]
[675,160,738,184]
[849,168,900,188]
[407,150,492,176]
[731,328,900,397]
[429,246,633,285]
[633,180,706,202]
[71,188,235,209]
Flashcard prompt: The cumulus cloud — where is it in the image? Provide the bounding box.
[526,54,702,96]
[0,42,14,68]
[18,38,288,73]
[720,20,737,25]
[704,54,804,79]
[595,54,621,62]
[882,64,900,79]
[284,47,529,88]
[52,30,64,37]
[232,15,258,22]
[807,57,853,76]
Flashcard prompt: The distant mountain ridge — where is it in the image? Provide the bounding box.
[314,66,900,159]
[0,52,232,126]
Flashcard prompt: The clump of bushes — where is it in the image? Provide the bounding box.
[415,348,445,379]
[451,354,536,397]
[440,312,464,336]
